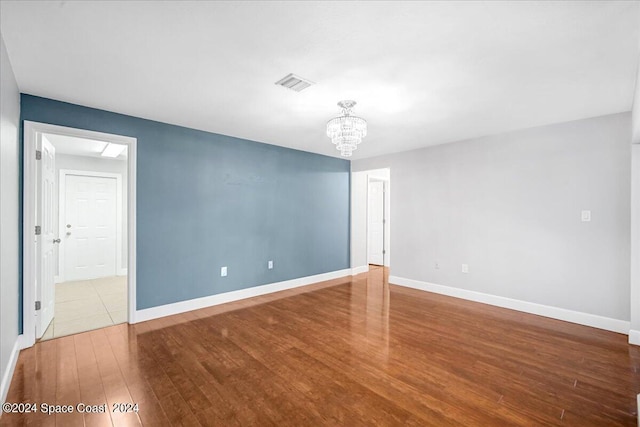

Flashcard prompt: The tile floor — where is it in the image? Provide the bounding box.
[40,276,127,341]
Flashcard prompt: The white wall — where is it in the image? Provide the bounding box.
[54,153,128,278]
[631,62,640,339]
[632,57,640,145]
[0,34,21,403]
[631,145,640,342]
[353,113,631,323]
[351,171,368,269]
[629,28,640,342]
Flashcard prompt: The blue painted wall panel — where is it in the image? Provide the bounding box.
[19,95,350,326]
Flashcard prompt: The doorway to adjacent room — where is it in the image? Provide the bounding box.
[22,122,137,345]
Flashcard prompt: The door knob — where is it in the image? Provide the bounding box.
[53,238,61,244]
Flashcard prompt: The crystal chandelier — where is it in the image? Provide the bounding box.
[326,100,367,157]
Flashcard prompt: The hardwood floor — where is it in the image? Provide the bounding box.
[3,266,640,426]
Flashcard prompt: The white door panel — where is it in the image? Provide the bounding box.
[64,175,117,281]
[36,136,56,339]
[368,180,385,265]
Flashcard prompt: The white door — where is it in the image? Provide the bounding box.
[36,136,56,339]
[368,180,385,265]
[64,175,117,281]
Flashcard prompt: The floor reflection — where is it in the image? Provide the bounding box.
[350,265,390,363]
[6,265,640,426]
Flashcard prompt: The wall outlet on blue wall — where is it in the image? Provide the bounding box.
[18,94,350,318]
[268,260,273,269]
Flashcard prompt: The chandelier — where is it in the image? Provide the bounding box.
[326,100,367,157]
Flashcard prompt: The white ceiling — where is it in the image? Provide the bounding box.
[1,1,638,159]
[45,133,127,160]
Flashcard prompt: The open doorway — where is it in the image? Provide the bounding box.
[351,167,390,273]
[367,171,390,268]
[23,122,137,346]
[368,177,386,266]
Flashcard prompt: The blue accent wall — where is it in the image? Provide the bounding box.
[19,95,350,330]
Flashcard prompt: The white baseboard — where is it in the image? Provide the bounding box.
[351,265,369,275]
[390,275,630,335]
[117,268,128,276]
[135,268,352,323]
[18,334,30,350]
[1,336,21,404]
[629,330,640,346]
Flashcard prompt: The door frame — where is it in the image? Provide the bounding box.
[23,121,137,348]
[367,173,390,267]
[58,170,124,282]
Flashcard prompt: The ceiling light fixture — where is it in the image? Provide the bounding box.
[326,100,367,157]
[101,142,127,158]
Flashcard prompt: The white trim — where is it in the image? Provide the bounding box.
[134,269,352,323]
[127,139,137,324]
[22,123,37,348]
[22,121,137,347]
[18,334,30,350]
[351,265,370,275]
[0,337,20,404]
[631,145,640,344]
[117,268,128,276]
[629,329,640,346]
[390,275,630,334]
[58,169,123,281]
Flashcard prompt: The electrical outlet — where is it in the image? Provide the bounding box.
[268,260,273,269]
[435,261,440,270]
[221,266,227,277]
[461,264,469,274]
[581,210,591,222]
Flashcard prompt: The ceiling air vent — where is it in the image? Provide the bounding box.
[275,73,314,92]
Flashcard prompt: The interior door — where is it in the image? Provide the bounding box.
[36,135,56,339]
[64,174,117,281]
[368,180,385,265]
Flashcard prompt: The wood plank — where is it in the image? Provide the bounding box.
[3,266,640,426]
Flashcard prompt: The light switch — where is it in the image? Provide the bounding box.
[221,266,227,277]
[268,260,273,269]
[462,264,469,274]
[581,210,591,222]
